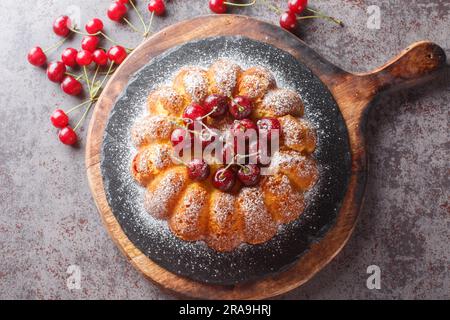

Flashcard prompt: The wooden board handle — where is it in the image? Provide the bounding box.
[328,41,447,133]
[359,41,447,94]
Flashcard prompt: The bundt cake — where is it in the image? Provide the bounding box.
[130,59,318,252]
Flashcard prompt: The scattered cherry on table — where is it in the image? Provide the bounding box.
[61,76,83,96]
[148,0,166,16]
[27,47,47,66]
[50,109,69,128]
[58,127,78,145]
[47,61,66,83]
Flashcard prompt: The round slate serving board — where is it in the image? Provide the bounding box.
[86,15,446,299]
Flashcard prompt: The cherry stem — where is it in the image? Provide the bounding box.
[43,37,67,53]
[90,65,100,99]
[144,11,154,38]
[66,100,91,114]
[259,0,282,14]
[224,0,256,7]
[299,10,344,27]
[92,62,115,98]
[129,0,147,35]
[73,101,94,131]
[123,17,141,33]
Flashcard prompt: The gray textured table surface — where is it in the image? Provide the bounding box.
[0,0,448,300]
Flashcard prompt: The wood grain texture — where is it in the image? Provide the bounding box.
[85,15,446,299]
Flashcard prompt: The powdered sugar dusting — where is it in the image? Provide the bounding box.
[144,168,186,219]
[260,88,304,117]
[182,67,209,103]
[209,59,241,96]
[101,36,351,284]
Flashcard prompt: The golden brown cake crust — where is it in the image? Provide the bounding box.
[131,59,319,252]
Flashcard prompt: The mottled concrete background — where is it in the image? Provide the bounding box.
[0,0,448,300]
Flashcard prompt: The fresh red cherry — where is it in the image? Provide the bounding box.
[107,46,127,64]
[27,47,47,66]
[76,50,93,66]
[183,104,207,129]
[257,117,281,140]
[93,49,108,66]
[53,15,71,37]
[203,94,229,118]
[58,127,78,145]
[117,0,129,3]
[229,96,253,120]
[288,0,308,14]
[237,164,261,186]
[213,167,236,192]
[61,76,82,96]
[85,18,104,34]
[61,48,78,67]
[148,0,166,16]
[47,61,66,83]
[81,35,99,52]
[50,109,69,128]
[171,128,193,147]
[107,1,128,21]
[280,11,297,31]
[209,0,227,14]
[187,159,210,181]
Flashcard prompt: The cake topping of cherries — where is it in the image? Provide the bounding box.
[213,167,236,192]
[187,159,210,181]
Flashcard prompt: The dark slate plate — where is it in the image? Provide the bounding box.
[101,36,351,285]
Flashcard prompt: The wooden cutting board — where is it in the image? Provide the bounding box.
[85,15,446,299]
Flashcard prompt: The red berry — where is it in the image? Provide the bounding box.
[183,104,207,129]
[27,47,47,66]
[280,11,297,31]
[61,48,78,67]
[47,61,66,83]
[213,167,236,192]
[209,0,226,14]
[229,96,253,120]
[85,18,104,34]
[81,35,100,52]
[117,0,129,3]
[93,49,108,66]
[148,0,166,16]
[107,46,127,64]
[51,109,69,128]
[288,0,308,14]
[61,76,82,96]
[53,15,71,37]
[237,164,261,186]
[171,128,192,147]
[203,94,229,118]
[187,159,210,181]
[107,1,128,21]
[257,117,281,141]
[76,50,93,66]
[58,127,78,145]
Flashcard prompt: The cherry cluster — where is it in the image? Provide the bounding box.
[27,0,166,146]
[170,94,280,192]
[209,0,342,32]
